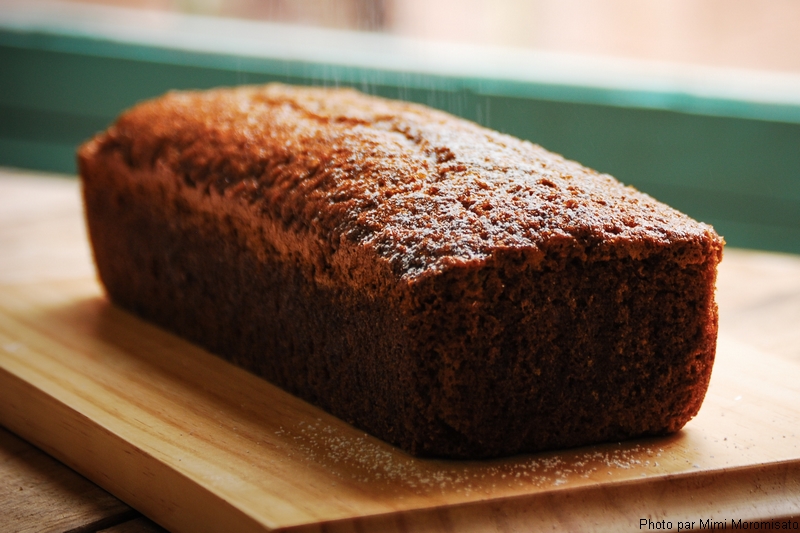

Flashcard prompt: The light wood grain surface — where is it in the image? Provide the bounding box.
[1,168,799,532]
[0,169,167,533]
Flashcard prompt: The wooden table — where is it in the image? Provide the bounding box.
[1,167,799,532]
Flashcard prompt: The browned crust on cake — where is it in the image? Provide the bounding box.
[79,84,724,458]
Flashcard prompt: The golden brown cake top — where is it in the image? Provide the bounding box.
[97,84,722,278]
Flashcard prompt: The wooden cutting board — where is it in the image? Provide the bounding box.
[1,171,799,532]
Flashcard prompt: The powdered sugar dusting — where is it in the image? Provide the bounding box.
[276,417,680,498]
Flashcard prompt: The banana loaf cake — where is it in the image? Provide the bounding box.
[79,84,724,459]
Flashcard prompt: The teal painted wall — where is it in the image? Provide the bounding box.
[2,29,799,253]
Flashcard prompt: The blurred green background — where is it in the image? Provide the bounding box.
[1,26,799,254]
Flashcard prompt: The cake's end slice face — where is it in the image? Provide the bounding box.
[386,223,723,458]
[78,83,724,459]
